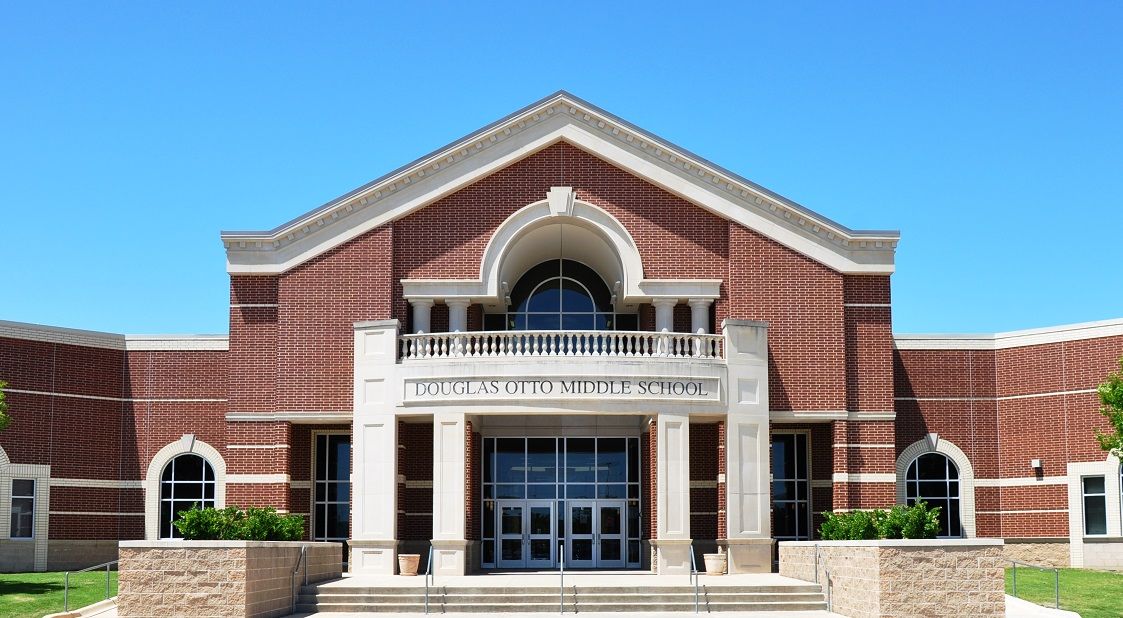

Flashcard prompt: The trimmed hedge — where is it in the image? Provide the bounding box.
[173,506,304,541]
[819,502,941,540]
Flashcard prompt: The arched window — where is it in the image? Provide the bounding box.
[905,452,962,537]
[492,259,637,331]
[159,454,216,539]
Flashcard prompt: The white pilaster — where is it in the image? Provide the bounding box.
[721,319,773,573]
[432,411,468,575]
[411,299,434,334]
[652,298,677,332]
[654,411,691,574]
[351,319,400,574]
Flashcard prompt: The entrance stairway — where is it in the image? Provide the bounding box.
[295,582,828,613]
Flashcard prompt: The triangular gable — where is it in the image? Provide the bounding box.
[221,91,898,275]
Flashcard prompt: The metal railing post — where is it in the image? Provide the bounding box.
[1054,568,1060,609]
[64,572,69,612]
[1012,561,1017,597]
[63,559,118,613]
[689,543,699,614]
[106,562,111,599]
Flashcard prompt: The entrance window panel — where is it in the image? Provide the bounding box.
[527,438,556,483]
[567,484,595,499]
[314,434,352,566]
[571,506,593,535]
[598,438,627,483]
[496,438,526,483]
[527,485,556,499]
[501,506,523,535]
[496,484,526,499]
[566,439,596,483]
[771,434,810,541]
[597,484,627,499]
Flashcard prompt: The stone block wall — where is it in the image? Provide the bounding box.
[780,539,1005,618]
[1083,538,1123,570]
[1002,540,1070,567]
[118,541,341,618]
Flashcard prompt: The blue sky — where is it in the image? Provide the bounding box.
[1,2,1120,335]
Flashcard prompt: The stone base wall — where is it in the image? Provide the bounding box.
[1083,538,1123,571]
[47,540,121,571]
[118,541,341,618]
[0,540,36,572]
[780,539,1005,618]
[1002,539,1070,567]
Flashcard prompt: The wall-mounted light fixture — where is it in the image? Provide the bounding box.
[1030,459,1042,470]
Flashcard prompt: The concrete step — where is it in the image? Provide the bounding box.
[299,592,827,604]
[300,585,824,595]
[296,601,829,613]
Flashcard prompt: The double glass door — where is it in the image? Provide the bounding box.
[493,499,625,569]
[497,500,555,568]
[566,500,625,568]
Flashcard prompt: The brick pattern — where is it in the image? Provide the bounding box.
[689,423,718,541]
[397,422,433,541]
[644,424,656,540]
[716,420,726,539]
[465,423,481,541]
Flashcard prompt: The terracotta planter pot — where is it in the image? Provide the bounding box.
[703,553,726,575]
[398,553,421,576]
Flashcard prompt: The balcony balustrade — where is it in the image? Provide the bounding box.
[399,330,725,361]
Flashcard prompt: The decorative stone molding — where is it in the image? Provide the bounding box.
[223,92,897,275]
[895,437,976,538]
[143,436,227,540]
[893,316,1123,350]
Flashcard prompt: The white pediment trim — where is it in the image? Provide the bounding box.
[223,92,898,275]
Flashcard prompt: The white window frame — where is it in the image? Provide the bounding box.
[10,478,36,539]
[770,430,812,541]
[1066,455,1122,567]
[1080,475,1108,537]
[158,455,217,539]
[904,453,963,538]
[144,435,226,540]
[0,444,51,570]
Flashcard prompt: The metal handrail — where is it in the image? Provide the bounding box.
[1010,559,1060,609]
[559,540,565,614]
[689,544,699,614]
[813,544,831,613]
[424,544,435,615]
[63,560,118,611]
[290,545,308,615]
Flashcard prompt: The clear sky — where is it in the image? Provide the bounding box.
[1,2,1120,335]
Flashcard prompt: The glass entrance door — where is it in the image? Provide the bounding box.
[597,501,626,568]
[567,500,625,568]
[497,500,555,568]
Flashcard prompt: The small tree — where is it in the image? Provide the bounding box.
[1095,357,1123,459]
[0,380,9,431]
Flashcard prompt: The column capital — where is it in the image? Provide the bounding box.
[444,298,472,309]
[687,298,713,308]
[409,298,435,308]
[651,297,679,308]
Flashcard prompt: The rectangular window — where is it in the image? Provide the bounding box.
[1082,476,1107,536]
[11,479,35,539]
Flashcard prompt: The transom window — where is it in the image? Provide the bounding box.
[10,479,35,539]
[485,259,637,331]
[159,454,216,539]
[905,453,962,537]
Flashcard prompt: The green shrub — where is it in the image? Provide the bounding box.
[818,502,942,540]
[877,502,941,539]
[173,506,304,541]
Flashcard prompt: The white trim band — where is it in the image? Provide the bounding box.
[832,473,896,483]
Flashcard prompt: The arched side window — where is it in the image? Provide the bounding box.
[159,454,216,538]
[488,259,637,331]
[895,436,975,538]
[144,436,226,540]
[905,453,962,537]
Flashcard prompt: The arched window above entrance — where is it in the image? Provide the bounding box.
[486,259,637,331]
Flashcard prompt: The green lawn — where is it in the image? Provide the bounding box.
[0,571,118,618]
[1006,567,1123,618]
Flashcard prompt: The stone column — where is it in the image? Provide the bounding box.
[446,299,470,333]
[652,298,677,332]
[720,319,773,573]
[431,411,468,575]
[653,411,691,574]
[350,319,400,573]
[688,299,711,334]
[411,299,434,334]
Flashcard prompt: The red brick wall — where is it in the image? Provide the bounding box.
[689,423,718,541]
[398,421,433,541]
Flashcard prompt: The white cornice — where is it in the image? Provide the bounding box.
[222,91,898,275]
[0,319,228,351]
[893,317,1123,351]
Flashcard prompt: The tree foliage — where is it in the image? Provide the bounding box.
[1095,357,1123,459]
[0,380,10,431]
